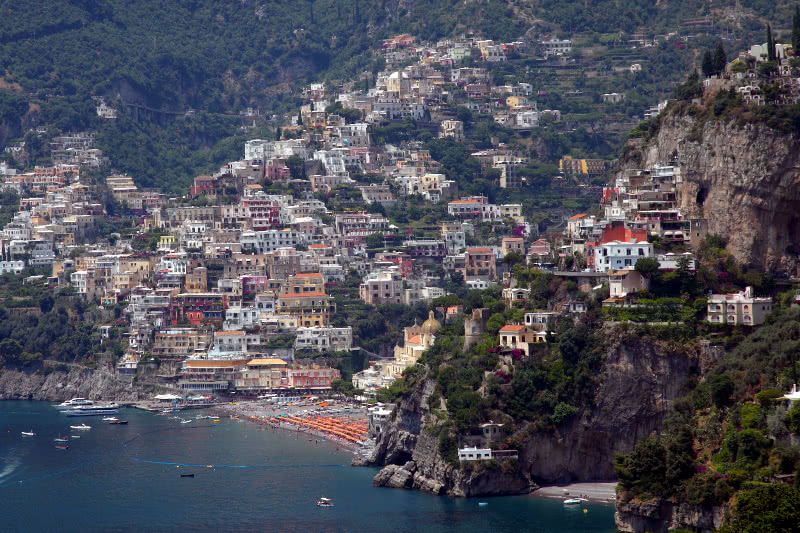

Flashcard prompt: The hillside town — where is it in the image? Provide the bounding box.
[0,31,787,403]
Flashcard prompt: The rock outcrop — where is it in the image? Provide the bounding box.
[620,111,800,272]
[0,364,149,401]
[615,498,727,533]
[361,329,697,497]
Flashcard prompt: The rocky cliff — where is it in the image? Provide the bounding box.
[0,363,150,402]
[361,329,698,497]
[620,111,800,272]
[614,498,727,533]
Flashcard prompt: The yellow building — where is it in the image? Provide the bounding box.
[385,311,441,378]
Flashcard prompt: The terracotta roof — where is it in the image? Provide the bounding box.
[467,247,492,253]
[215,330,245,336]
[294,272,323,277]
[247,358,288,366]
[499,324,526,332]
[449,199,480,204]
[568,213,587,220]
[407,335,423,345]
[502,237,524,242]
[309,244,327,248]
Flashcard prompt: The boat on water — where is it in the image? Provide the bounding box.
[64,404,120,417]
[70,435,80,438]
[102,416,118,421]
[316,497,333,507]
[55,445,69,450]
[180,473,194,478]
[21,430,35,437]
[70,424,91,430]
[563,498,587,505]
[110,420,128,425]
[180,419,193,424]
[54,436,69,442]
[55,398,94,410]
[478,502,488,507]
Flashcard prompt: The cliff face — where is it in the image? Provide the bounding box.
[620,113,800,272]
[363,330,697,497]
[0,365,148,402]
[614,499,727,533]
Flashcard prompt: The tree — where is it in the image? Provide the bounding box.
[794,6,800,54]
[39,295,54,314]
[635,257,660,277]
[713,43,727,76]
[719,484,800,533]
[702,50,715,78]
[710,374,734,408]
[486,312,506,334]
[768,25,776,62]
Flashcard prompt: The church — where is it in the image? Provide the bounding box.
[384,310,441,379]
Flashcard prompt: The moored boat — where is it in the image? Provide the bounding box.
[110,420,128,425]
[55,398,93,410]
[55,445,69,450]
[563,498,587,505]
[65,404,119,417]
[21,430,35,437]
[70,423,91,430]
[102,416,118,421]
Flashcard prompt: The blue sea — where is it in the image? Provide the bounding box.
[0,402,616,532]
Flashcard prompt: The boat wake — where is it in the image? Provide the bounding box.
[0,455,21,480]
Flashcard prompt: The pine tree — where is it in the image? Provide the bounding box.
[793,6,800,55]
[713,43,727,75]
[701,50,714,77]
[767,24,776,62]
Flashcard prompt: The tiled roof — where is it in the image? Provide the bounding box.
[499,324,525,332]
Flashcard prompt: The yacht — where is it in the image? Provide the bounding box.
[316,497,333,507]
[21,430,35,437]
[65,404,120,417]
[55,398,94,410]
[563,498,587,505]
[69,423,92,430]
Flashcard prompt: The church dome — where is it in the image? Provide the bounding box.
[421,311,441,335]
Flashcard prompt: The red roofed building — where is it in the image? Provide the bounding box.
[498,324,546,356]
[585,221,648,270]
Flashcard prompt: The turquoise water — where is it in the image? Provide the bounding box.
[0,402,616,532]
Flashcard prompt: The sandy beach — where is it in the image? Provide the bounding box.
[532,482,618,504]
[213,398,371,454]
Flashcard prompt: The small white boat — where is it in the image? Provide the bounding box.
[102,416,118,421]
[71,435,80,439]
[54,435,69,442]
[21,430,35,437]
[316,497,333,507]
[180,419,193,424]
[563,498,587,505]
[478,502,488,507]
[70,424,91,430]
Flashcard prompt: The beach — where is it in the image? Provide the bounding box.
[532,482,618,504]
[215,398,371,454]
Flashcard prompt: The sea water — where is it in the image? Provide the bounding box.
[0,402,616,532]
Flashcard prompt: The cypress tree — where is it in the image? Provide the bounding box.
[793,6,800,54]
[701,50,714,77]
[713,43,727,75]
[767,24,776,62]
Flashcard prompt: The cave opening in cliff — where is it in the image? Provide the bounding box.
[696,186,708,206]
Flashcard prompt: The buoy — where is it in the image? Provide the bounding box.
[583,509,588,513]
[207,465,213,468]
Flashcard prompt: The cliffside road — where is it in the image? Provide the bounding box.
[532,482,617,503]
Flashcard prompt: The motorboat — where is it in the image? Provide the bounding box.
[55,445,69,450]
[316,497,333,507]
[21,430,35,437]
[54,435,69,442]
[563,498,587,505]
[102,416,118,421]
[478,502,488,507]
[64,404,119,417]
[70,424,91,430]
[110,420,128,425]
[70,435,80,439]
[180,419,193,424]
[55,398,93,410]
[180,473,195,478]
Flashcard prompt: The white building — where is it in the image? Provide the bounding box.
[0,260,24,274]
[224,306,261,331]
[241,229,307,254]
[458,446,493,461]
[707,286,772,326]
[594,240,653,272]
[294,326,353,352]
